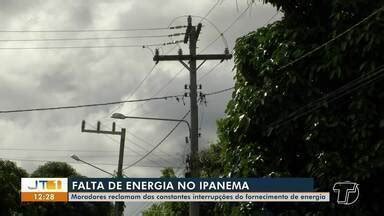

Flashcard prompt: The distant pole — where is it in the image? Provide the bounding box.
[153,16,232,216]
[81,120,126,216]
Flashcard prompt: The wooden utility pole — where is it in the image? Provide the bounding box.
[153,15,232,216]
[81,120,126,216]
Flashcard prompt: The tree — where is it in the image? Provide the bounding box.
[26,162,113,216]
[216,0,384,215]
[0,160,28,215]
[31,161,80,178]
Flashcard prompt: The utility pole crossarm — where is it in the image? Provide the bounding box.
[153,54,232,61]
[81,120,123,135]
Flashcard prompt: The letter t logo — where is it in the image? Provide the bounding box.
[333,181,359,205]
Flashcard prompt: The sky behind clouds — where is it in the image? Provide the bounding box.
[0,0,280,214]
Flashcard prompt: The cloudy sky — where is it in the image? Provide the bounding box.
[0,0,280,214]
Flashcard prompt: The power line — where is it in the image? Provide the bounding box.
[0,87,232,114]
[260,7,384,129]
[0,150,183,158]
[0,27,172,33]
[126,66,186,116]
[0,157,182,168]
[105,64,159,117]
[277,6,384,71]
[0,147,117,153]
[88,122,173,167]
[126,129,181,158]
[200,1,253,53]
[269,65,384,130]
[204,86,234,96]
[0,94,183,114]
[0,41,183,50]
[169,15,229,50]
[198,61,223,81]
[200,3,280,54]
[123,111,190,170]
[264,10,280,25]
[0,33,185,42]
[111,122,182,165]
[127,64,158,99]
[201,0,222,22]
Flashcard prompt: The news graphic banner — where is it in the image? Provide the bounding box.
[21,178,329,202]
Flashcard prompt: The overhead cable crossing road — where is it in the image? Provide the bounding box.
[0,87,234,114]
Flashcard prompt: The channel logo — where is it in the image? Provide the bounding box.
[333,181,359,205]
[21,178,68,202]
[28,179,63,190]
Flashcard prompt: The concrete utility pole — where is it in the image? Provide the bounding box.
[153,16,232,216]
[81,120,126,216]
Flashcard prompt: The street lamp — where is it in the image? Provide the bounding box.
[111,113,191,134]
[70,154,115,176]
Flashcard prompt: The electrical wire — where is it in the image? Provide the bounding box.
[277,6,384,71]
[0,87,232,114]
[168,15,228,49]
[105,64,159,117]
[269,65,384,130]
[126,129,181,159]
[264,10,280,25]
[90,122,174,167]
[110,121,182,165]
[0,157,182,168]
[125,66,186,116]
[200,1,254,53]
[0,152,182,158]
[0,27,171,33]
[204,86,234,96]
[0,34,184,42]
[128,64,158,98]
[201,0,222,22]
[0,41,182,50]
[198,61,223,81]
[0,94,183,114]
[123,111,190,170]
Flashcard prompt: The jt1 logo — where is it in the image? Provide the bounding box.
[333,181,359,205]
[28,180,62,190]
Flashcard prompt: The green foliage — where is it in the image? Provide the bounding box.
[143,168,188,216]
[0,160,28,215]
[216,0,384,215]
[161,167,176,178]
[31,161,80,177]
[199,143,225,178]
[27,162,113,216]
